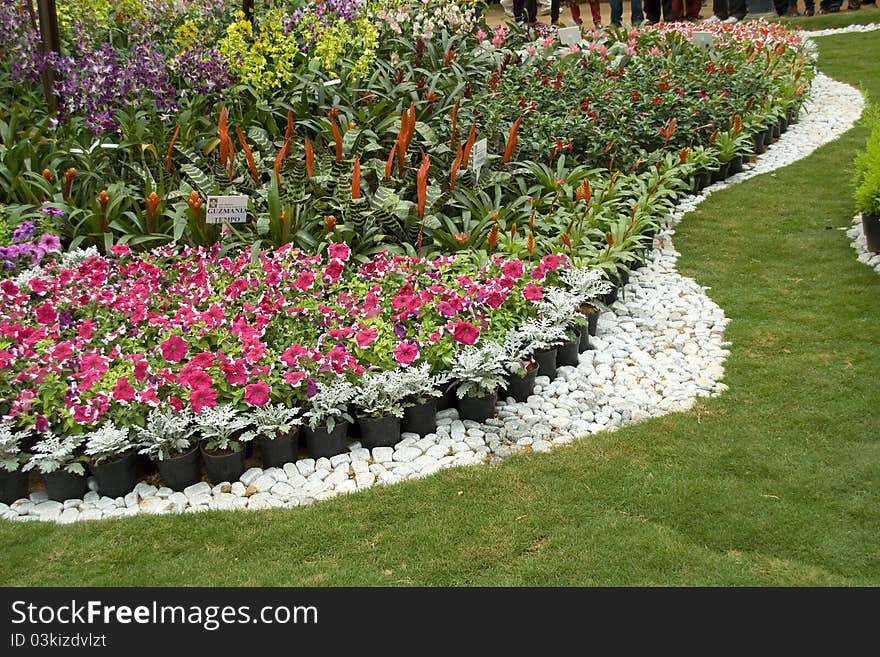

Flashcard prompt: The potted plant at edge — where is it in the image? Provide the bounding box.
[0,424,29,504]
[449,342,507,423]
[22,433,89,502]
[241,404,302,468]
[84,422,138,498]
[302,378,355,458]
[195,405,252,484]
[135,407,200,491]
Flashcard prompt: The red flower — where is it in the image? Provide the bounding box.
[293,270,315,291]
[394,341,419,365]
[112,377,136,403]
[244,382,271,407]
[160,335,188,363]
[284,371,306,387]
[35,303,57,325]
[328,242,351,262]
[168,395,185,412]
[501,260,524,279]
[189,386,217,413]
[324,259,344,282]
[523,283,544,301]
[452,321,480,345]
[355,326,379,348]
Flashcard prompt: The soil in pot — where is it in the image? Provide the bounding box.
[556,332,581,367]
[358,415,401,449]
[504,364,538,403]
[302,421,349,459]
[200,445,246,485]
[402,397,437,437]
[155,446,201,491]
[90,450,138,498]
[534,347,558,381]
[457,390,498,423]
[43,470,88,502]
[0,469,28,504]
[259,428,299,468]
[863,213,880,253]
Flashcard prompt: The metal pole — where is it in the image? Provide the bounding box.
[36,0,60,114]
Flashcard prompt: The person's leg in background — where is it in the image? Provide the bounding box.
[631,0,645,23]
[662,0,674,19]
[551,0,561,23]
[685,0,702,18]
[727,0,747,17]
[644,0,661,21]
[588,1,603,26]
[610,0,624,24]
[711,0,729,18]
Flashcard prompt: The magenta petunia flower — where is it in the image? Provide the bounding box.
[189,386,217,413]
[112,377,136,403]
[160,334,188,363]
[394,341,419,365]
[35,302,57,325]
[328,242,351,262]
[523,284,544,301]
[452,321,480,345]
[501,260,524,279]
[244,381,271,407]
[355,326,379,348]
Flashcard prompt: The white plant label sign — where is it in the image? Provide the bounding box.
[558,26,581,47]
[472,138,487,182]
[690,31,714,50]
[206,195,248,224]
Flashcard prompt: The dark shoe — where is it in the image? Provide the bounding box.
[846,0,860,8]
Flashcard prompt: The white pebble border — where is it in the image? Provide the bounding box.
[798,22,880,39]
[0,72,864,524]
[847,215,880,273]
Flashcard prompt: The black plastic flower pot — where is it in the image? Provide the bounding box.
[579,325,593,352]
[763,128,774,146]
[435,385,457,411]
[557,333,580,367]
[602,285,619,306]
[200,445,246,485]
[346,403,362,440]
[155,446,201,491]
[729,156,744,174]
[534,347,558,381]
[753,132,765,156]
[259,428,299,468]
[303,421,349,459]
[787,107,795,124]
[402,397,437,437]
[698,171,712,189]
[770,123,780,140]
[711,163,730,183]
[358,415,402,449]
[581,303,600,337]
[779,116,788,134]
[0,469,28,504]
[90,450,138,499]
[690,175,701,195]
[42,470,88,502]
[457,390,498,423]
[505,365,538,403]
[862,213,880,253]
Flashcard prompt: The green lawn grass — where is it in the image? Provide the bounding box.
[1,29,878,587]
[775,5,880,29]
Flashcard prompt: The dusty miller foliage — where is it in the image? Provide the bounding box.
[0,423,24,472]
[240,404,301,441]
[84,422,132,465]
[353,370,412,418]
[193,404,252,452]
[23,433,86,475]
[450,342,507,398]
[304,379,355,431]
[398,362,448,403]
[560,266,612,302]
[135,407,196,461]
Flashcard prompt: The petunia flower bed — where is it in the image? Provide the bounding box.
[0,240,609,499]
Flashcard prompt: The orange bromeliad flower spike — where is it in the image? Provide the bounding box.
[305,135,314,178]
[236,127,259,183]
[385,143,397,180]
[218,107,229,168]
[417,151,430,219]
[503,116,522,164]
[450,143,463,190]
[450,99,459,151]
[352,156,361,200]
[166,124,180,174]
[285,110,294,140]
[462,124,475,169]
[487,223,499,253]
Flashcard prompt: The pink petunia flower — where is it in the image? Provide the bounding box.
[189,386,217,413]
[452,321,480,345]
[35,303,56,325]
[328,242,351,262]
[244,381,271,407]
[393,341,419,365]
[355,326,379,348]
[112,377,136,403]
[523,284,544,301]
[160,334,188,363]
[501,260,524,280]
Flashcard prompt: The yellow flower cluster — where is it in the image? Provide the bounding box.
[173,20,200,53]
[218,10,301,94]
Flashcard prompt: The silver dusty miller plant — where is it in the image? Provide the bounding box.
[240,404,301,442]
[449,341,507,398]
[193,404,252,453]
[353,370,413,418]
[399,363,448,405]
[560,266,612,303]
[84,422,132,465]
[23,433,87,475]
[0,423,26,472]
[135,407,196,461]
[304,378,355,431]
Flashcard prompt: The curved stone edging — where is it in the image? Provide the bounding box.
[848,214,880,273]
[798,22,880,39]
[0,73,864,524]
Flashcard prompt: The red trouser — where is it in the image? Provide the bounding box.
[569,1,602,25]
[671,0,701,19]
